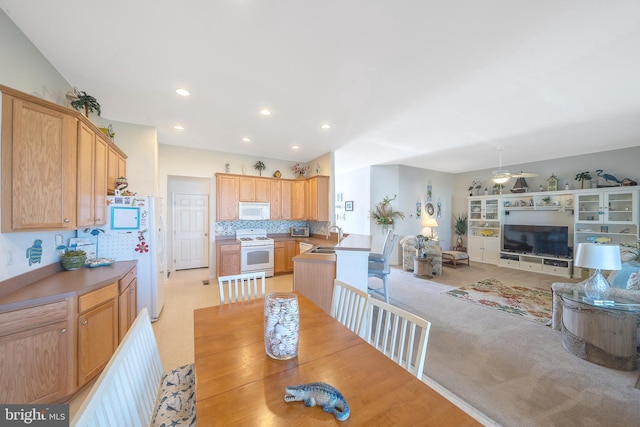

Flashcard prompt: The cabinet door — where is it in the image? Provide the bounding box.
[216,175,239,220]
[117,153,127,181]
[78,298,118,386]
[239,177,255,201]
[483,238,500,264]
[217,243,241,277]
[107,146,118,194]
[285,240,298,272]
[1,95,77,231]
[281,181,293,219]
[274,241,286,274]
[77,122,108,227]
[605,191,636,223]
[0,300,73,404]
[270,180,283,219]
[255,178,270,202]
[291,180,306,220]
[467,236,484,262]
[306,176,329,221]
[576,193,602,223]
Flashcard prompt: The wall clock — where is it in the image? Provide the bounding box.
[426,203,435,216]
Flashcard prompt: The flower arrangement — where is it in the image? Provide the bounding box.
[368,195,405,225]
[291,162,310,177]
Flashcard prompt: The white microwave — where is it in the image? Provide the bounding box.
[239,202,270,220]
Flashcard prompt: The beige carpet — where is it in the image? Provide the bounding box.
[373,264,640,427]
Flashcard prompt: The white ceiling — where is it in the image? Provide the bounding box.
[2,1,639,174]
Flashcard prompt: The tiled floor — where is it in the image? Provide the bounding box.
[69,269,293,418]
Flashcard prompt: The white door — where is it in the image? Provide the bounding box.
[174,194,209,270]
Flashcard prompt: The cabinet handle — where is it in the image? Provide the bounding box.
[60,328,67,334]
[82,320,88,326]
[94,218,101,222]
[64,219,70,223]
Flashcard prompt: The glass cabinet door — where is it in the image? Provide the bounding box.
[469,199,482,220]
[576,193,602,223]
[605,191,635,223]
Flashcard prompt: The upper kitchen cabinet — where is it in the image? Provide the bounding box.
[239,177,270,202]
[1,86,78,232]
[216,174,239,220]
[107,144,127,195]
[306,176,330,221]
[290,180,307,220]
[77,119,108,227]
[270,180,283,219]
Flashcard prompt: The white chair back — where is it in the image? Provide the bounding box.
[364,298,431,379]
[217,271,266,304]
[330,279,369,336]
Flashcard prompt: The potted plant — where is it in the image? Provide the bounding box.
[574,171,592,189]
[453,213,468,248]
[60,250,87,271]
[368,195,405,225]
[291,162,309,178]
[253,160,266,176]
[70,90,101,117]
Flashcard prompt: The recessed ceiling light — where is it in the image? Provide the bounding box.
[242,137,251,142]
[174,125,185,130]
[260,108,271,116]
[176,88,190,96]
[291,145,299,150]
[320,123,331,129]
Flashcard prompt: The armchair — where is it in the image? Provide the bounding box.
[400,235,442,276]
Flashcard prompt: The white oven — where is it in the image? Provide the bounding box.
[236,228,274,277]
[241,245,274,277]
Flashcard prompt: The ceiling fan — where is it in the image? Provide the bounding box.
[479,147,538,191]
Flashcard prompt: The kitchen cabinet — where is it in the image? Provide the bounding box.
[77,283,119,387]
[306,176,330,221]
[216,174,239,220]
[118,266,138,342]
[107,145,128,195]
[274,239,299,274]
[239,177,270,202]
[290,180,307,220]
[0,298,74,404]
[1,86,78,231]
[216,242,241,277]
[77,120,108,227]
[281,180,293,219]
[270,180,283,219]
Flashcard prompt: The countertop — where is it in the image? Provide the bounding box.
[293,233,372,263]
[0,260,137,313]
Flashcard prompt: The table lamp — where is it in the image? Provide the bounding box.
[573,243,622,300]
[423,218,438,240]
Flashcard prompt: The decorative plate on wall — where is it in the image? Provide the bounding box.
[426,203,435,216]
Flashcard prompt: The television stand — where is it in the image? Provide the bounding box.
[499,252,573,278]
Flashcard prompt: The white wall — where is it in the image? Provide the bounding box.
[336,166,371,235]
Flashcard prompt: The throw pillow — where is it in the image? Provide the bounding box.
[610,262,640,289]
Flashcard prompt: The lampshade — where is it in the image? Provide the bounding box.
[574,243,621,300]
[492,173,510,184]
[424,218,438,228]
[574,243,622,270]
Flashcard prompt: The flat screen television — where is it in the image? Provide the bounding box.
[502,224,569,257]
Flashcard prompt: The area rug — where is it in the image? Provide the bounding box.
[444,278,552,325]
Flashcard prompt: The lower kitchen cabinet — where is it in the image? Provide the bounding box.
[217,242,241,277]
[274,239,300,274]
[118,266,138,342]
[77,283,119,387]
[0,298,74,404]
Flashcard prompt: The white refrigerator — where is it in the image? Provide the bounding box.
[78,196,167,321]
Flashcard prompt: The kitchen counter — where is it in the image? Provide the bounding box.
[0,260,137,313]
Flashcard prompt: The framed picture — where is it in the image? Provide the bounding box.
[345,201,354,211]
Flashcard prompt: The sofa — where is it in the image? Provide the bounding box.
[400,236,442,276]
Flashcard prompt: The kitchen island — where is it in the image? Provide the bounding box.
[293,233,371,313]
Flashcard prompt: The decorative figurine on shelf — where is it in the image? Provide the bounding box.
[595,169,623,186]
[284,382,350,421]
[574,171,592,189]
[547,173,558,192]
[253,160,266,176]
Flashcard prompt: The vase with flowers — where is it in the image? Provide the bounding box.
[291,162,310,178]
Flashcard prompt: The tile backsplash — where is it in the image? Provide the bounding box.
[215,220,330,236]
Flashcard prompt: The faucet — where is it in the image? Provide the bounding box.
[327,225,343,242]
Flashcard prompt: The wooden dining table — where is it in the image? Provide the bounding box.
[193,292,479,426]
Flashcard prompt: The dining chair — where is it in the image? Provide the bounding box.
[364,297,431,379]
[330,279,369,336]
[368,228,393,263]
[217,271,266,304]
[367,233,398,303]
